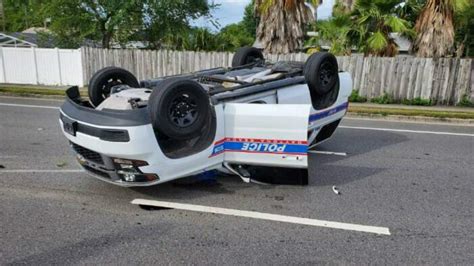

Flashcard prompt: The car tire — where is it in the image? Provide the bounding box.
[88,67,140,106]
[148,78,212,140]
[304,52,339,95]
[304,53,340,110]
[231,47,264,67]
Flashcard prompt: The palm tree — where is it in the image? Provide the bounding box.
[351,0,414,56]
[307,14,352,55]
[411,0,455,57]
[254,0,316,53]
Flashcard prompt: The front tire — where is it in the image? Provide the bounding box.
[148,78,212,140]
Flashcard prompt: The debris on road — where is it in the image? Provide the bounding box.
[56,162,67,168]
[332,186,341,195]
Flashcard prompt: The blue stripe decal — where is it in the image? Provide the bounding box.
[309,102,348,122]
[212,142,225,156]
[226,142,307,153]
[211,141,307,157]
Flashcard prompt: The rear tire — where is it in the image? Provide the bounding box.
[304,52,339,95]
[148,78,212,140]
[88,67,139,106]
[232,47,264,67]
[304,53,340,110]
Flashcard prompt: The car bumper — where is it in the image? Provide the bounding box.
[60,87,163,186]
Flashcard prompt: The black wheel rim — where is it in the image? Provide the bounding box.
[319,61,335,87]
[168,94,198,128]
[245,54,263,65]
[99,77,123,99]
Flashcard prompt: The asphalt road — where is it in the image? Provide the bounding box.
[1,96,473,265]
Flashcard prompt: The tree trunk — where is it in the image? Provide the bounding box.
[102,32,112,49]
[412,0,455,57]
[99,20,112,49]
[255,0,313,54]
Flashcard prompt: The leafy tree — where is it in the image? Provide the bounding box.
[4,0,213,49]
[189,28,217,51]
[454,1,473,56]
[143,0,212,49]
[241,0,257,37]
[212,0,257,52]
[217,23,254,51]
[3,0,48,32]
[350,0,414,56]
[43,0,144,49]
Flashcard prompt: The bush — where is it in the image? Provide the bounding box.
[457,95,474,107]
[349,90,367,102]
[401,98,432,106]
[370,93,395,104]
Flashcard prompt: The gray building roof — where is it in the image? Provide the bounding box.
[0,32,37,47]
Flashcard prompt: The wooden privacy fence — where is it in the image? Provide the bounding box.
[82,47,473,105]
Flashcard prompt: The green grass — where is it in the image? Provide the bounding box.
[348,90,367,103]
[349,106,474,120]
[457,95,474,107]
[370,93,395,104]
[401,97,432,106]
[0,85,87,97]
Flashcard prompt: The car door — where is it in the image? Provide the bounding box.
[221,103,311,168]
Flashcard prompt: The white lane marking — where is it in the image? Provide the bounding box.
[308,150,347,156]
[131,199,391,235]
[339,125,474,137]
[0,103,59,110]
[0,169,84,173]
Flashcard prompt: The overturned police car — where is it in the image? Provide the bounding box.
[59,47,351,186]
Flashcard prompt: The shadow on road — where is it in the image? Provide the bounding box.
[129,130,409,199]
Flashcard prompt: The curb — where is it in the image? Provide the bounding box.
[346,113,474,125]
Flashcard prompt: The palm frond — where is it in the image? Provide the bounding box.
[384,15,409,32]
[367,31,388,52]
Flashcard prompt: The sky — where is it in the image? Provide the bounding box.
[194,0,335,30]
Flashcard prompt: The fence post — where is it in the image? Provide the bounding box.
[32,47,39,85]
[56,47,63,85]
[80,47,88,86]
[0,47,6,83]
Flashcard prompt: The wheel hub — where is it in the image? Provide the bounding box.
[175,102,191,117]
[101,78,123,97]
[169,95,198,127]
[320,62,334,86]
